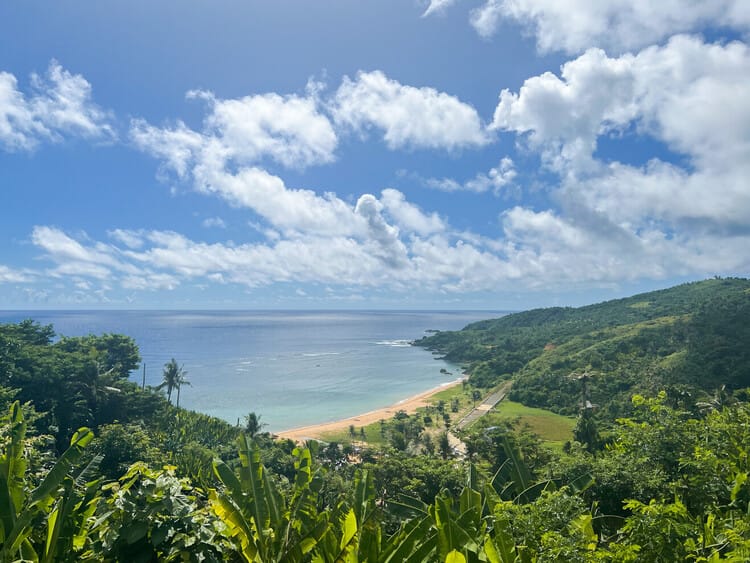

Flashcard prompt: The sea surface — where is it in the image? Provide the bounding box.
[0,310,500,431]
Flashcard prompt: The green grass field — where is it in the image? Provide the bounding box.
[318,419,388,446]
[479,400,576,446]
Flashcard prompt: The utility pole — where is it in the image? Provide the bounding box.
[142,363,146,389]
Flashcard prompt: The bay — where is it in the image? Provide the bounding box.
[0,310,498,431]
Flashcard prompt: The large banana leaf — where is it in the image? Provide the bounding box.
[0,400,27,539]
[211,435,329,562]
[0,401,95,562]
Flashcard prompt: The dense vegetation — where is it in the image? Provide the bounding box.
[416,278,750,417]
[2,278,750,561]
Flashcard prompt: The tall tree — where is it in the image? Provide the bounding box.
[158,359,188,406]
[244,412,266,437]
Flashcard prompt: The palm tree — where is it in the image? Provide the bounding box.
[158,358,189,406]
[243,411,266,437]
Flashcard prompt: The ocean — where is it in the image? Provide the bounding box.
[0,310,499,431]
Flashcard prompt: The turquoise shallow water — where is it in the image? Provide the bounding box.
[0,310,499,431]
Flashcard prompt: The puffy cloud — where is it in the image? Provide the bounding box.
[492,36,750,229]
[0,61,114,151]
[380,188,445,235]
[355,194,410,269]
[131,85,368,238]
[131,74,490,241]
[408,235,518,291]
[120,46,749,298]
[568,160,750,232]
[24,223,507,294]
[123,230,394,287]
[502,33,750,173]
[470,0,506,39]
[190,89,338,168]
[194,165,365,237]
[492,46,639,171]
[130,119,205,178]
[479,35,750,283]
[332,70,489,150]
[425,157,516,193]
[469,0,750,54]
[26,205,750,298]
[131,89,336,174]
[68,229,455,290]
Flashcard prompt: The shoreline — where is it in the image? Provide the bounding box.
[275,377,466,442]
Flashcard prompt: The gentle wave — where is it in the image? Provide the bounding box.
[375,339,412,347]
[302,352,342,357]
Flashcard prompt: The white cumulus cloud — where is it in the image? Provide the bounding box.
[332,70,489,150]
[131,87,337,176]
[482,35,750,283]
[380,188,446,235]
[469,0,750,54]
[190,89,338,168]
[0,61,114,151]
[492,36,750,227]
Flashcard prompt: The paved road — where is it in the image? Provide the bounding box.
[454,380,513,431]
[447,381,512,457]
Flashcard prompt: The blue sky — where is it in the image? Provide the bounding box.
[1,1,748,310]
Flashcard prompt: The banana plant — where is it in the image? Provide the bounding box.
[0,400,96,562]
[313,468,433,563]
[210,434,329,562]
[386,464,527,563]
[313,469,380,562]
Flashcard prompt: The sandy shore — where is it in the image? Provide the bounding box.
[275,377,465,442]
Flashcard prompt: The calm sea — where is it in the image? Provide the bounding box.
[0,310,499,431]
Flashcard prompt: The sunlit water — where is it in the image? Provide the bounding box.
[0,310,500,431]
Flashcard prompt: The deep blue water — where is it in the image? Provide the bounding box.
[0,310,500,431]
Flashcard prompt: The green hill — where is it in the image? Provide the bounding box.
[415,278,750,416]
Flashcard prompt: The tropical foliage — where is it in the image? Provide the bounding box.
[3,394,750,561]
[416,278,750,417]
[2,278,750,561]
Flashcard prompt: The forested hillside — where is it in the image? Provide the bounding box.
[416,278,750,416]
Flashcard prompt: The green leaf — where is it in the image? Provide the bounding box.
[209,489,258,562]
[20,537,39,563]
[382,515,434,563]
[29,427,93,508]
[237,434,269,555]
[484,537,501,563]
[487,518,518,563]
[339,509,357,551]
[125,521,149,545]
[0,400,27,532]
[458,486,481,521]
[41,479,74,563]
[730,472,747,503]
[445,549,466,563]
